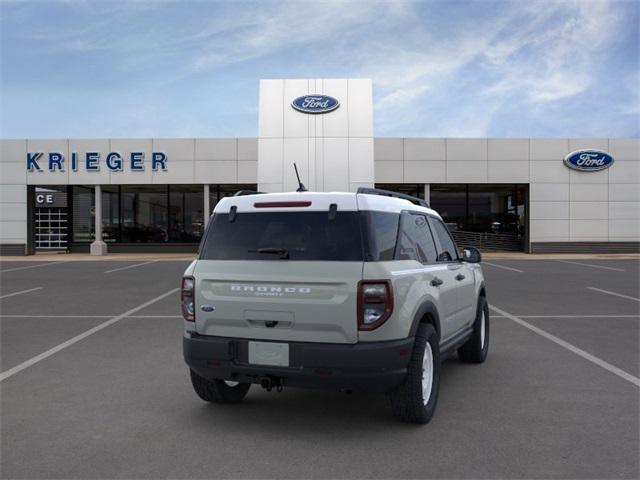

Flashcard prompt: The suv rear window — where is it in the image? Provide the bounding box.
[200,212,363,261]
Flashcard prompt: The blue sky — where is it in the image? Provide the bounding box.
[1,0,638,138]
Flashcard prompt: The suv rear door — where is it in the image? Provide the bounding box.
[395,211,459,341]
[193,196,362,344]
[428,216,476,332]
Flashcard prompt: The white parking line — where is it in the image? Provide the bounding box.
[490,304,640,388]
[104,260,159,274]
[0,287,43,299]
[494,314,640,319]
[522,314,639,318]
[0,288,179,382]
[0,314,181,318]
[0,315,113,318]
[482,262,524,273]
[587,287,640,303]
[556,260,625,272]
[0,261,69,273]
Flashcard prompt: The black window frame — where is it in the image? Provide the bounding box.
[427,215,461,263]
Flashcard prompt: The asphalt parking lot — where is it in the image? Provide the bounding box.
[1,257,638,479]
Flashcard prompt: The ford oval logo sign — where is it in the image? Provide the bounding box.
[564,149,614,172]
[291,95,339,114]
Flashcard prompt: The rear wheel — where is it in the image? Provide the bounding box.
[458,296,489,363]
[190,370,251,404]
[387,323,440,424]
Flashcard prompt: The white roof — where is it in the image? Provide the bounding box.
[214,191,441,218]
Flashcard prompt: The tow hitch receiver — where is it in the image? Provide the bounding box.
[260,376,284,392]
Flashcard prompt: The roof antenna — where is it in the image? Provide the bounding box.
[293,163,307,192]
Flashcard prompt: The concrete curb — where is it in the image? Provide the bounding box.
[482,252,640,260]
[1,252,638,262]
[0,253,197,261]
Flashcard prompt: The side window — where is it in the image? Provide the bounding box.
[430,217,459,262]
[395,212,438,264]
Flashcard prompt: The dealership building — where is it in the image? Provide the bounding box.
[1,78,638,255]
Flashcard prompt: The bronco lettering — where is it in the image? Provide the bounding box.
[230,285,312,294]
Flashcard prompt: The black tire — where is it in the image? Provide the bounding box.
[386,323,440,424]
[458,295,489,363]
[190,370,251,404]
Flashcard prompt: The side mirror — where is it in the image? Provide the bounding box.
[462,246,482,263]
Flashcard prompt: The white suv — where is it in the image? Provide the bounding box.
[182,188,489,424]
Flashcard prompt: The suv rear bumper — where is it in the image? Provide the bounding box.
[183,332,414,393]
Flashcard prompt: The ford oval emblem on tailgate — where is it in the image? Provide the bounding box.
[200,304,215,312]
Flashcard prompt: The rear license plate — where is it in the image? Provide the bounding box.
[248,341,289,367]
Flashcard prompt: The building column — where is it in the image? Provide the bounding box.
[26,185,36,255]
[90,185,107,256]
[203,184,210,228]
[424,184,430,205]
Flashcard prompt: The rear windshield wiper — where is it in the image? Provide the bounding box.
[248,247,290,259]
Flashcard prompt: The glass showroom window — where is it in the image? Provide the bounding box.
[72,186,93,242]
[427,184,466,232]
[430,184,527,237]
[121,186,169,243]
[102,186,119,242]
[209,184,257,212]
[468,185,520,235]
[71,184,258,244]
[71,186,119,242]
[169,185,204,242]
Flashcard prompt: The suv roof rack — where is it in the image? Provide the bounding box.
[357,187,430,208]
[234,190,265,197]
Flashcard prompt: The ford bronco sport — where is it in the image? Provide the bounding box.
[182,188,488,424]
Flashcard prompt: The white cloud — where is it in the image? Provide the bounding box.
[191,1,410,71]
[365,0,627,135]
[2,0,635,137]
[482,0,621,103]
[377,84,430,109]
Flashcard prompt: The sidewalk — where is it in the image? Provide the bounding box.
[0,252,197,261]
[482,252,640,260]
[1,251,638,261]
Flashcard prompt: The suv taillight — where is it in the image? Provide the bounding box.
[181,276,195,322]
[358,280,393,331]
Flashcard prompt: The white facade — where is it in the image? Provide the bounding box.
[258,79,374,193]
[0,138,258,252]
[0,78,639,254]
[374,138,640,244]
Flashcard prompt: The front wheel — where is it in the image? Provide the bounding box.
[386,323,440,424]
[458,296,490,363]
[190,370,251,404]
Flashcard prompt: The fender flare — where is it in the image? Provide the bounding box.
[409,301,442,338]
